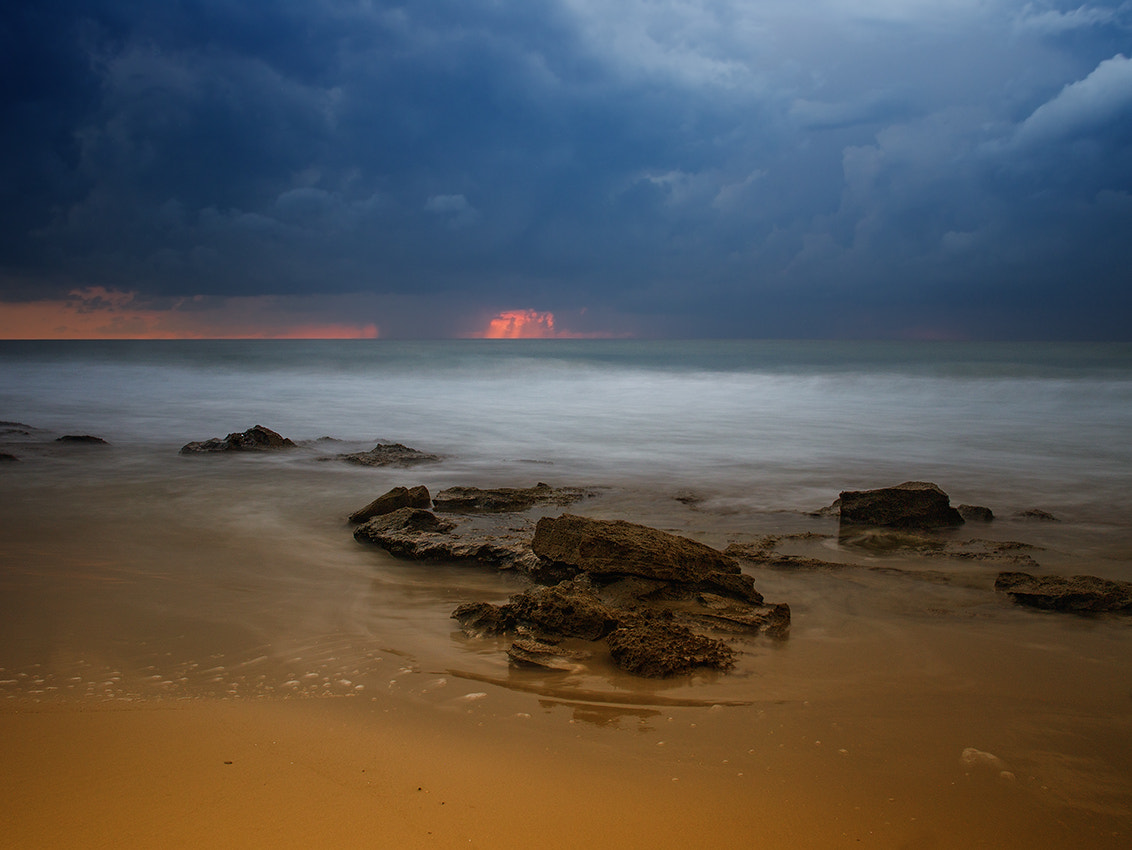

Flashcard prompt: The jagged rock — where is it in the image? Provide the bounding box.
[838,481,964,529]
[606,612,735,677]
[433,482,596,513]
[958,504,994,522]
[503,581,619,641]
[180,425,295,454]
[995,571,1132,613]
[348,485,431,523]
[334,443,442,467]
[55,434,109,445]
[354,508,540,571]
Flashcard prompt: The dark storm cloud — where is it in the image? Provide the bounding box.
[2,0,1131,337]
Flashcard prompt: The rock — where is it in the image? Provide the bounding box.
[606,612,735,677]
[354,508,540,571]
[55,434,109,445]
[961,748,1006,771]
[0,452,18,462]
[334,443,442,467]
[958,504,994,522]
[503,581,619,641]
[838,481,964,529]
[1017,508,1058,522]
[995,571,1132,614]
[433,483,596,513]
[506,637,591,672]
[180,425,296,454]
[533,513,736,582]
[348,485,431,523]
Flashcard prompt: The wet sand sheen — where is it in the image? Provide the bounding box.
[0,695,1123,849]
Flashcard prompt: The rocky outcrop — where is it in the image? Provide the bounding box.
[995,572,1132,614]
[433,483,597,513]
[348,485,431,523]
[353,508,541,572]
[838,481,964,529]
[180,425,296,454]
[531,514,761,602]
[334,443,442,467]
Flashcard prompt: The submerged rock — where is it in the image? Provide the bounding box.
[348,485,431,523]
[1017,508,1059,522]
[995,571,1132,613]
[958,504,994,522]
[506,637,592,672]
[334,443,442,467]
[838,481,964,529]
[180,425,296,454]
[433,483,597,514]
[0,452,17,462]
[55,434,109,445]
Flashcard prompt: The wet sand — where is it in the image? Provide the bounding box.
[3,692,1126,849]
[2,446,1132,847]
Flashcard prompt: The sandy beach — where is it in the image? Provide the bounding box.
[4,684,1126,849]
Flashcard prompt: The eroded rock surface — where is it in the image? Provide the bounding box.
[995,571,1132,613]
[180,425,296,454]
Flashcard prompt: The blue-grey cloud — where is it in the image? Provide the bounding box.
[2,0,1132,337]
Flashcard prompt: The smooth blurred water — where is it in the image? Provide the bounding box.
[2,339,1131,518]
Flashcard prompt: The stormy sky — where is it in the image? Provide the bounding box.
[2,1,1131,339]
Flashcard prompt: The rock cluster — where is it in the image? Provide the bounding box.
[352,496,789,678]
[180,425,296,454]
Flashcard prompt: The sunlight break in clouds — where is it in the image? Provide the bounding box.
[0,288,379,339]
[481,309,559,339]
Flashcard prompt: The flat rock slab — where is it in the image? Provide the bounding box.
[354,507,540,572]
[995,571,1132,613]
[334,443,442,467]
[533,513,736,583]
[180,425,296,454]
[433,483,598,513]
[839,481,964,529]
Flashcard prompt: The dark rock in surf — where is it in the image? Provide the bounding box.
[433,483,597,514]
[531,513,759,601]
[348,485,432,523]
[0,452,17,462]
[838,481,964,529]
[334,443,442,467]
[55,434,109,445]
[180,425,296,454]
[958,504,994,522]
[995,572,1132,614]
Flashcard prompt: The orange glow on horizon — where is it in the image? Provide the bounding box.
[482,309,558,339]
[0,288,379,340]
[474,308,626,339]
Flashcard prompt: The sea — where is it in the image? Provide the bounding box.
[2,339,1132,843]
